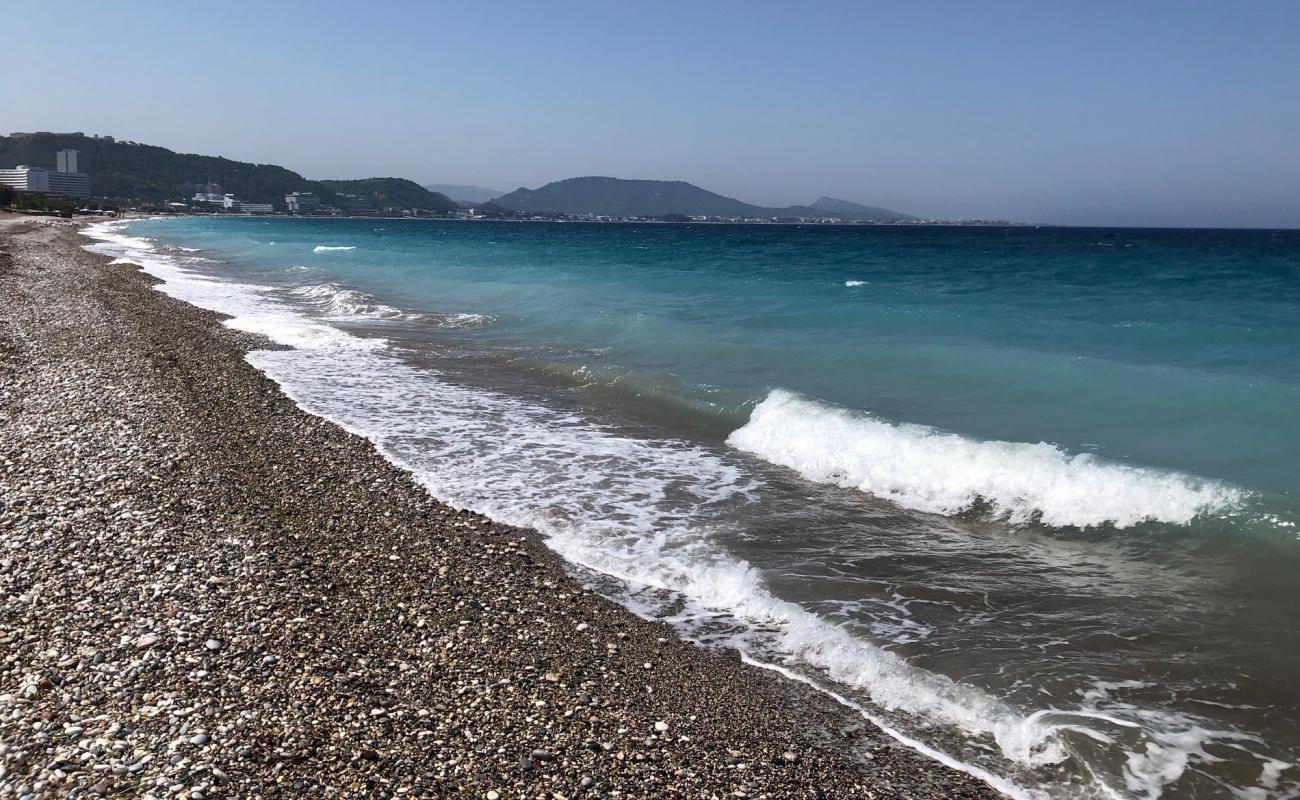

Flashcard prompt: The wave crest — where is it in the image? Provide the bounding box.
[426,312,496,329]
[290,283,408,319]
[313,245,356,252]
[727,389,1244,528]
[288,283,495,328]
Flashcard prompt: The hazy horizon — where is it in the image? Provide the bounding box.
[5,1,1299,227]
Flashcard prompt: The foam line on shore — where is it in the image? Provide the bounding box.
[86,222,383,352]
[737,653,1045,800]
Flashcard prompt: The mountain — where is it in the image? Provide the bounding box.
[810,196,915,221]
[424,184,503,204]
[0,132,330,205]
[319,178,457,212]
[492,176,914,220]
[493,177,768,217]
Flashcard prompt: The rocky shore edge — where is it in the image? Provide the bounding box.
[0,216,1003,799]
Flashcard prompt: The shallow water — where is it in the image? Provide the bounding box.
[86,217,1300,799]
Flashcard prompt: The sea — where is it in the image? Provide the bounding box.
[83,217,1300,799]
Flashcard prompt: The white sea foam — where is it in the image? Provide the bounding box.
[727,389,1244,529]
[845,279,867,287]
[313,245,356,252]
[83,222,381,352]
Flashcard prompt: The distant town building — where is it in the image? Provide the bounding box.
[191,192,249,210]
[189,191,273,214]
[48,170,90,197]
[0,166,51,193]
[8,131,85,139]
[48,149,89,196]
[191,191,230,207]
[0,150,90,198]
[285,192,320,213]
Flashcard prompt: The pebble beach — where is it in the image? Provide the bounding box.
[0,216,1003,799]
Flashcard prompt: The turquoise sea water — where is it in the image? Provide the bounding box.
[89,218,1299,799]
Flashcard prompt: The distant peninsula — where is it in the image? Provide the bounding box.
[492,177,916,222]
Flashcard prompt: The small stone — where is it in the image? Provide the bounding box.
[654,721,669,733]
[204,639,222,651]
[134,634,160,650]
[580,775,594,789]
[782,750,799,764]
[543,672,560,683]
[531,748,553,762]
[190,733,210,746]
[486,792,500,800]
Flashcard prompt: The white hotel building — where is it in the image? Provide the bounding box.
[0,149,90,198]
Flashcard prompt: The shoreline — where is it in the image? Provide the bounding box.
[0,215,1004,798]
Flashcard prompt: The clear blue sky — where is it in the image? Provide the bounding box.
[5,1,1299,226]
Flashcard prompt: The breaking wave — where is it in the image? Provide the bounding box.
[727,389,1244,529]
[290,283,409,320]
[428,312,496,329]
[313,245,356,252]
[287,283,496,327]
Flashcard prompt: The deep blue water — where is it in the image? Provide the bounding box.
[90,218,1300,799]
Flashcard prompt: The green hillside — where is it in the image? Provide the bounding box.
[318,178,457,213]
[0,133,331,205]
[0,133,457,212]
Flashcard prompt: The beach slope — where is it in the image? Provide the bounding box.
[0,217,1001,799]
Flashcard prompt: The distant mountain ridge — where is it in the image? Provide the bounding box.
[424,184,503,204]
[492,176,915,220]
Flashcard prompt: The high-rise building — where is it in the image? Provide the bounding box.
[56,149,80,173]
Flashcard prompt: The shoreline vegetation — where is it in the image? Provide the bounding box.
[0,215,1003,798]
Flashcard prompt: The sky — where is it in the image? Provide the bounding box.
[4,1,1299,227]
